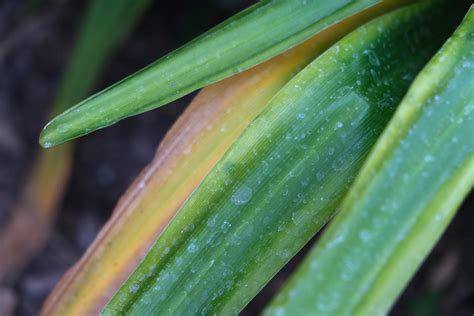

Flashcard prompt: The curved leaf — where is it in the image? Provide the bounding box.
[41,3,407,314]
[41,10,371,313]
[265,5,473,316]
[38,0,382,148]
[102,2,459,314]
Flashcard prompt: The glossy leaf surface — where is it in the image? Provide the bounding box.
[40,2,406,314]
[38,0,381,148]
[40,16,353,314]
[266,5,473,316]
[103,2,458,314]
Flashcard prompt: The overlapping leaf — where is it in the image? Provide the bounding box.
[39,22,339,316]
[102,2,462,314]
[41,4,406,314]
[266,5,473,316]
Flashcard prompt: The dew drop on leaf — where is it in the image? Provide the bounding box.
[231,185,253,205]
[296,112,306,120]
[358,229,372,242]
[424,155,434,162]
[334,121,343,130]
[187,243,198,253]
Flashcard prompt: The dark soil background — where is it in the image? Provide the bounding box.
[0,0,472,315]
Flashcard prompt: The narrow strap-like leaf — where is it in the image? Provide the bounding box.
[102,2,463,315]
[52,0,151,115]
[265,5,473,316]
[40,3,405,315]
[38,0,381,148]
[40,8,368,313]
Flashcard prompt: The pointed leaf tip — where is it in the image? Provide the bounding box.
[39,128,56,149]
[39,0,380,146]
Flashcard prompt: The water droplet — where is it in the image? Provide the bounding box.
[296,112,306,120]
[316,171,325,181]
[130,283,139,294]
[57,123,68,132]
[326,235,345,249]
[187,243,198,253]
[231,186,253,205]
[358,229,372,242]
[364,49,380,66]
[136,85,146,93]
[291,212,299,224]
[273,307,285,316]
[424,155,434,163]
[207,216,216,227]
[221,220,231,231]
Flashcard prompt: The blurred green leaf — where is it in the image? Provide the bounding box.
[101,2,461,315]
[265,5,473,315]
[51,0,151,115]
[39,0,380,148]
[0,0,151,287]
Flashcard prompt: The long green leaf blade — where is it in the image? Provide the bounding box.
[265,5,474,316]
[40,3,403,314]
[102,2,462,315]
[38,0,380,148]
[53,0,151,115]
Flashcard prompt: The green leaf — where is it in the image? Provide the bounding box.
[41,4,401,314]
[102,2,462,315]
[51,0,151,115]
[265,5,473,316]
[38,0,380,148]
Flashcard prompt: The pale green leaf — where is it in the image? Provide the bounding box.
[265,5,473,316]
[101,2,463,314]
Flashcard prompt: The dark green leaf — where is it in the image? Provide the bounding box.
[39,0,380,147]
[102,2,463,315]
[265,5,473,315]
